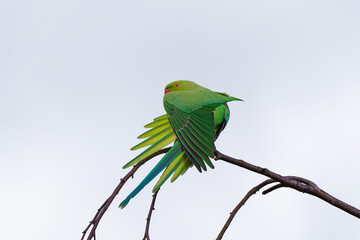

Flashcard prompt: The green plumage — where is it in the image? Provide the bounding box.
[119,81,242,208]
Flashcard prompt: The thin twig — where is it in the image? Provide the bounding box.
[216,176,321,240]
[216,179,276,240]
[81,147,170,240]
[143,189,160,240]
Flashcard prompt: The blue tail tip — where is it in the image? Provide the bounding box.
[119,198,130,209]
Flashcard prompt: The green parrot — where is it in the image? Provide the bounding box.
[119,80,242,208]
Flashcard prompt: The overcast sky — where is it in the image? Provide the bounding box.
[1,0,359,239]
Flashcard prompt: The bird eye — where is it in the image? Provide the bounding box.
[174,83,179,88]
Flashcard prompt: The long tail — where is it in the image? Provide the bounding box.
[119,141,183,208]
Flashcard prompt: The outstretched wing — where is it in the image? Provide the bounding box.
[122,114,194,188]
[163,89,241,172]
[123,114,176,168]
[164,102,219,172]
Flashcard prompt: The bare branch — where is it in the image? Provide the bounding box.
[81,148,170,240]
[82,148,359,240]
[216,179,276,240]
[143,189,160,240]
[214,150,360,218]
[214,150,360,239]
[262,176,317,195]
[216,176,321,239]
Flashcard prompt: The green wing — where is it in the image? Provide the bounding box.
[123,114,176,168]
[163,89,241,172]
[122,114,193,188]
[164,102,217,172]
[120,86,241,208]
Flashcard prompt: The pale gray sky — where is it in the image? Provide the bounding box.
[1,0,359,239]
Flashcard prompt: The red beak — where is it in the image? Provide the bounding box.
[164,89,171,94]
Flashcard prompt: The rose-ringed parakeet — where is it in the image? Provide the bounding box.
[119,81,242,208]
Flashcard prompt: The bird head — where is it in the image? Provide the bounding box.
[164,80,198,94]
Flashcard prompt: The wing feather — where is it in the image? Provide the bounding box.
[144,118,168,128]
[182,127,214,160]
[175,131,206,171]
[164,103,217,171]
[123,131,176,168]
[131,126,172,150]
[187,121,214,151]
[153,114,168,121]
[137,122,170,139]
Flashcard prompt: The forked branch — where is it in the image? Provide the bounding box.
[214,150,360,239]
[81,148,170,240]
[214,150,360,218]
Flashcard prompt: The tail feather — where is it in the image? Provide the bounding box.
[137,122,170,139]
[152,151,186,192]
[119,141,183,208]
[170,157,192,182]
